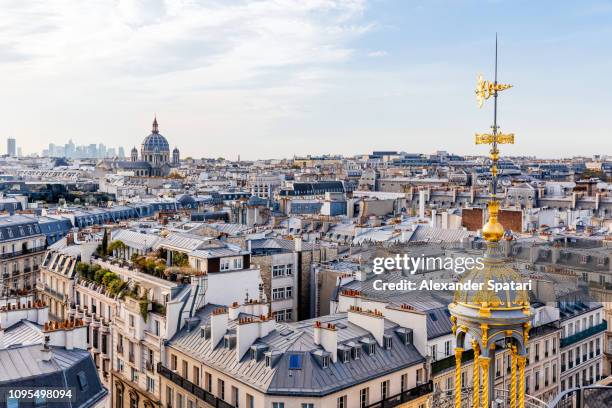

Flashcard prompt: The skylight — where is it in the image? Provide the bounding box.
[288,354,303,370]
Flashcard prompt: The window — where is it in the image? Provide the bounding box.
[147,377,155,393]
[217,379,225,400]
[182,360,188,378]
[272,404,285,408]
[341,350,350,363]
[289,354,303,369]
[301,404,314,408]
[193,367,200,386]
[129,314,135,327]
[265,354,272,367]
[285,286,293,298]
[77,371,88,391]
[432,344,438,361]
[272,265,285,277]
[322,355,329,368]
[205,372,212,392]
[176,393,183,408]
[166,387,173,408]
[369,343,376,355]
[272,288,285,300]
[401,373,408,391]
[337,396,347,408]
[445,340,451,356]
[351,346,361,360]
[381,380,390,400]
[231,386,239,407]
[171,354,177,370]
[384,336,393,349]
[247,395,254,408]
[360,388,369,408]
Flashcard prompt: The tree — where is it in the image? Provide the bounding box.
[108,240,127,259]
[101,229,109,256]
[173,252,188,267]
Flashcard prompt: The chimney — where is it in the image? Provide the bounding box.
[41,335,52,362]
[294,236,303,252]
[419,190,426,220]
[383,304,428,356]
[313,321,338,362]
[236,315,275,360]
[229,302,241,320]
[44,319,88,350]
[210,307,228,347]
[348,306,385,346]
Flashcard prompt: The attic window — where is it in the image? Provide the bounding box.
[321,355,329,368]
[288,354,303,370]
[368,344,376,355]
[224,338,230,348]
[429,312,437,321]
[265,354,272,368]
[77,371,89,391]
[351,347,361,360]
[341,350,350,363]
[384,337,393,350]
[250,348,257,360]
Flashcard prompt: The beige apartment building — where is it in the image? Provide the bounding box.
[159,301,432,408]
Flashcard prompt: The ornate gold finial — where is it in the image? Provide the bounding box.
[476,74,513,108]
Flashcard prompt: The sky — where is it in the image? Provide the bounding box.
[1,0,611,160]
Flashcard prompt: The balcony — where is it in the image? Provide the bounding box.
[157,363,234,408]
[43,284,67,302]
[431,349,475,375]
[0,247,46,259]
[560,321,607,347]
[364,381,433,408]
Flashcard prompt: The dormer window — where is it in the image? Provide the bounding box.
[321,355,329,368]
[351,347,361,360]
[369,344,376,355]
[224,338,230,348]
[341,350,350,363]
[250,348,257,360]
[265,355,272,368]
[384,336,393,350]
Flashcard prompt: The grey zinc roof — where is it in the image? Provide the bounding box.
[2,320,44,348]
[168,305,425,396]
[339,272,454,340]
[0,345,87,383]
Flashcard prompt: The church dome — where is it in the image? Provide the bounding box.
[142,117,170,153]
[142,133,170,152]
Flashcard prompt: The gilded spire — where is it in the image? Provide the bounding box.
[475,35,514,243]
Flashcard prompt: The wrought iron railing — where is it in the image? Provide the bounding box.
[157,363,234,408]
[560,321,607,348]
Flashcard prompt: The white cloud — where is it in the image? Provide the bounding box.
[0,0,372,156]
[367,50,387,57]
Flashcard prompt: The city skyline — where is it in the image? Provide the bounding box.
[1,0,611,160]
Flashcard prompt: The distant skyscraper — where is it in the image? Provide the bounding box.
[118,146,125,159]
[88,144,97,158]
[7,138,16,157]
